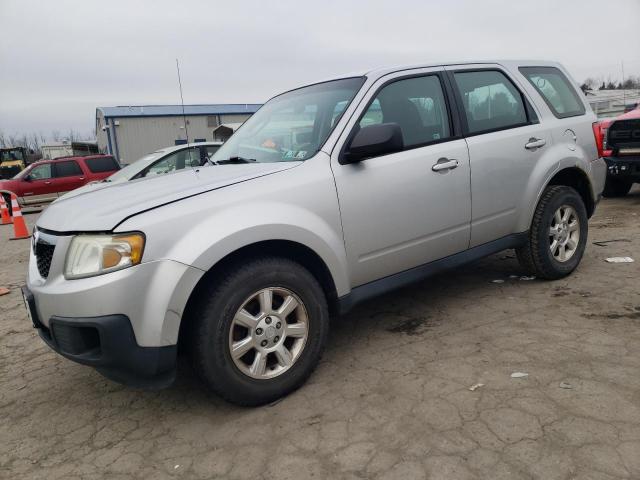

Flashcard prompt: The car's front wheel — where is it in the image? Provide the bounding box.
[189,257,329,406]
[516,185,588,280]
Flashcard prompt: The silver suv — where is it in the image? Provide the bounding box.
[23,61,606,405]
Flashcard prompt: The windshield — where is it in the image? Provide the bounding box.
[12,165,31,179]
[211,77,365,164]
[1,149,25,162]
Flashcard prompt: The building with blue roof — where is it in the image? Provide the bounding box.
[96,104,261,164]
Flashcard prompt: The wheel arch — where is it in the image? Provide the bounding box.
[545,167,595,218]
[178,239,341,350]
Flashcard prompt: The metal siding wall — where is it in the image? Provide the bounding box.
[96,111,108,153]
[113,115,213,164]
[104,113,253,164]
[219,114,251,124]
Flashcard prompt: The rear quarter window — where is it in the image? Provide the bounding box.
[54,160,83,177]
[519,66,585,119]
[85,156,120,173]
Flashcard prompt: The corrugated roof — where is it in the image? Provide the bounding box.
[97,104,262,118]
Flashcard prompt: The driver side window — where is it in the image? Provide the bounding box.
[29,164,52,180]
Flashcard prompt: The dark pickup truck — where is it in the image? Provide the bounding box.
[596,107,640,197]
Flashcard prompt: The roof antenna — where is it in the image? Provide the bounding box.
[176,58,195,167]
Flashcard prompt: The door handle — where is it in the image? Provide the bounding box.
[79,177,85,180]
[525,138,546,150]
[432,158,459,172]
[44,181,52,185]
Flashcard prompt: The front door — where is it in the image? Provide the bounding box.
[331,69,472,287]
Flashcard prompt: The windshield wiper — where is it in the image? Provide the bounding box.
[216,156,257,164]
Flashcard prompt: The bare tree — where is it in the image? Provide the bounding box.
[583,77,597,90]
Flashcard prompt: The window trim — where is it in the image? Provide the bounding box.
[339,71,462,163]
[519,66,586,119]
[447,68,539,138]
[53,160,83,178]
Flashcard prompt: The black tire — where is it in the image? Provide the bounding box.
[2,193,12,216]
[516,185,588,280]
[189,256,329,406]
[602,177,632,198]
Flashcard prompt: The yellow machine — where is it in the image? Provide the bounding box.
[0,147,28,179]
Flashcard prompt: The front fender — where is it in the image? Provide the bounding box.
[180,201,350,296]
[116,156,351,297]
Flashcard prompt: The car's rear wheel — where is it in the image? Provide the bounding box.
[516,185,588,280]
[189,257,329,406]
[602,177,633,198]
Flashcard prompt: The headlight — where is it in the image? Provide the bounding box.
[64,233,145,279]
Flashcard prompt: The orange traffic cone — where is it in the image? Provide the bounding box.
[0,195,11,225]
[9,193,30,240]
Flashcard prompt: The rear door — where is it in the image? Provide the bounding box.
[53,160,86,195]
[446,65,551,247]
[21,162,58,205]
[331,68,472,287]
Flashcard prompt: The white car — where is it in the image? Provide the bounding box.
[62,142,223,199]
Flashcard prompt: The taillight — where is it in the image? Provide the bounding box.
[592,122,613,158]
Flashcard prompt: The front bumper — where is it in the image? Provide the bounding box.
[23,286,177,388]
[604,155,640,181]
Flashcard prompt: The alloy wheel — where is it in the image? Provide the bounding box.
[228,287,309,380]
[549,205,580,262]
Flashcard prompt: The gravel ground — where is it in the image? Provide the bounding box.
[1,188,639,480]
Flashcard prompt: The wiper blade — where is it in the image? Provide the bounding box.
[216,156,257,164]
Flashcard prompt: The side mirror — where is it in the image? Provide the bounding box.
[23,175,32,182]
[341,123,404,164]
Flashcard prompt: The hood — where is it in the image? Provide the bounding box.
[0,178,20,189]
[58,179,115,200]
[37,162,301,232]
[1,160,24,167]
[618,107,640,121]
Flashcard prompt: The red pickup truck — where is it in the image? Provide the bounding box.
[0,155,120,211]
[595,107,640,197]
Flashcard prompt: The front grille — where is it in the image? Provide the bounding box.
[35,242,55,278]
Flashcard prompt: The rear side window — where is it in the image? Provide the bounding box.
[519,66,585,118]
[54,161,83,177]
[453,70,528,134]
[85,156,119,173]
[359,75,451,148]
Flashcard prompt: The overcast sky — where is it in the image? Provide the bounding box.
[1,0,638,139]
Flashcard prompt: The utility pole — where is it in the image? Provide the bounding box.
[622,61,626,109]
